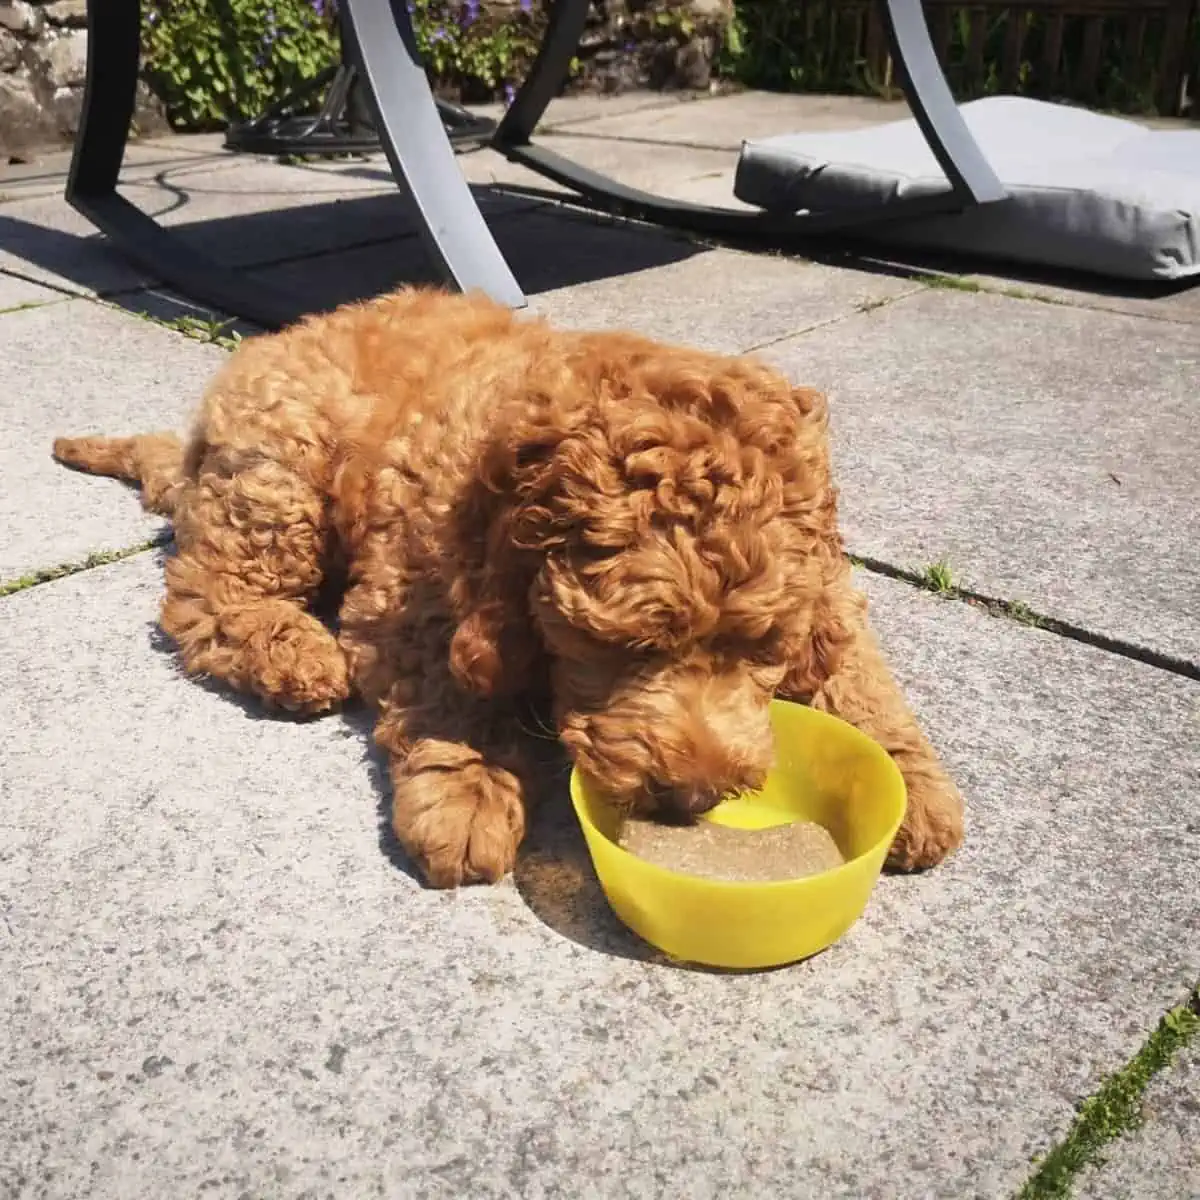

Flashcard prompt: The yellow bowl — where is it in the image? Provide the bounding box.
[570,699,907,969]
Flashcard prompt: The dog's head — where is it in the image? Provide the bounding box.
[449,337,851,818]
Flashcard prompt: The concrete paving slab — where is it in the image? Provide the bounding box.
[528,91,694,131]
[965,270,1200,328]
[1078,1041,1200,1200]
[0,554,1196,1198]
[0,141,224,203]
[257,205,705,312]
[857,248,1200,327]
[141,155,532,268]
[0,272,64,312]
[762,287,1200,667]
[531,245,918,352]
[572,90,907,149]
[0,155,531,298]
[0,196,150,297]
[0,298,225,583]
[454,136,742,205]
[256,207,915,352]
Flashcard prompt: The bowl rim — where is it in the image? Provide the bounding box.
[569,705,907,891]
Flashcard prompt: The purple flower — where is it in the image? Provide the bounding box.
[461,0,480,26]
[519,0,531,11]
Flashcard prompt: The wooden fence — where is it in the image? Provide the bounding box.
[823,0,1197,114]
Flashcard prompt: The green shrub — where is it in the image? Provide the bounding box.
[141,0,340,129]
[141,0,546,131]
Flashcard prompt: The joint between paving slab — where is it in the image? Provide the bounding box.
[0,534,172,600]
[852,553,1200,683]
[918,271,1200,326]
[0,266,88,311]
[740,285,927,353]
[1014,985,1200,1200]
[0,297,68,317]
[536,129,746,155]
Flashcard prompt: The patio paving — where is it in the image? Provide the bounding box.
[1,89,1196,1199]
[761,290,1200,669]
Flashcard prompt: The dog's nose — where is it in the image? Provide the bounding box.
[660,783,726,818]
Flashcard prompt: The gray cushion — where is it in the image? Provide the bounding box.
[734,97,1200,281]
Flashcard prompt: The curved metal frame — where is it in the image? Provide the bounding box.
[223,59,497,159]
[494,0,1006,237]
[65,0,1004,326]
[66,0,525,330]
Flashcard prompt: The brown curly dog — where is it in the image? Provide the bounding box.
[54,286,963,887]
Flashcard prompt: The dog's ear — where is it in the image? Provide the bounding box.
[447,409,575,697]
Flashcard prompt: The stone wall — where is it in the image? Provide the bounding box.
[0,0,88,158]
[0,0,167,160]
[573,0,733,94]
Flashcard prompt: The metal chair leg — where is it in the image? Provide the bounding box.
[877,0,1004,202]
[338,0,526,308]
[493,0,1004,236]
[66,0,319,328]
[64,0,525,328]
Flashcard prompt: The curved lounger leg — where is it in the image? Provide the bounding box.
[879,0,1004,201]
[66,0,524,328]
[494,0,1004,235]
[66,0,310,328]
[339,0,526,308]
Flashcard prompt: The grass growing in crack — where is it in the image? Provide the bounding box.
[0,537,170,599]
[922,274,983,294]
[920,273,1068,308]
[115,302,245,351]
[855,295,892,314]
[0,299,54,316]
[1002,600,1046,629]
[1016,988,1200,1200]
[156,313,243,350]
[917,559,957,596]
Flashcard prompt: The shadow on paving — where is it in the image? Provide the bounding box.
[125,543,687,964]
[489,181,1200,306]
[0,183,707,323]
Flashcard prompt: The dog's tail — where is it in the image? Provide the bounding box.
[52,432,186,517]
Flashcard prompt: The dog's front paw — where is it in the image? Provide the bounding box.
[391,755,527,888]
[886,761,965,872]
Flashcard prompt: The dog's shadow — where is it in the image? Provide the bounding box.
[343,698,798,973]
[344,697,668,964]
[142,548,790,970]
[336,700,684,964]
[145,600,666,957]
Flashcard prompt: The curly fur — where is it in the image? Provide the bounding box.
[53,287,963,887]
